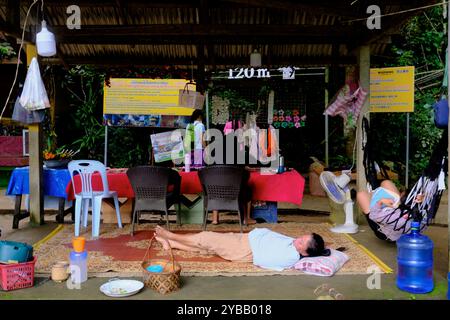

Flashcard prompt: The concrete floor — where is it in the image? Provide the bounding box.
[0,192,449,300]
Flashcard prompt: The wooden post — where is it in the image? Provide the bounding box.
[447,0,450,297]
[356,46,370,222]
[28,123,44,226]
[324,67,329,167]
[26,44,44,226]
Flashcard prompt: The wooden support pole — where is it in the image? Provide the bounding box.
[197,45,206,93]
[26,44,44,226]
[356,46,370,222]
[28,123,44,226]
[447,0,450,298]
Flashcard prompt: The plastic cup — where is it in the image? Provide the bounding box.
[72,237,86,253]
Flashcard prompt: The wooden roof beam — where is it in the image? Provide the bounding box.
[0,20,34,43]
[52,24,385,45]
[27,0,198,8]
[218,0,361,18]
[41,55,362,67]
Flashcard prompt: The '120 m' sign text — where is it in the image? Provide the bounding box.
[228,68,271,79]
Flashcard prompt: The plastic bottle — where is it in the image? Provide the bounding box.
[69,250,88,284]
[278,156,284,174]
[184,153,191,172]
[396,221,434,294]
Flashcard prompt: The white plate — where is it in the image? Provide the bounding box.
[100,279,144,298]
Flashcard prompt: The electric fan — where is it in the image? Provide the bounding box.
[319,170,358,234]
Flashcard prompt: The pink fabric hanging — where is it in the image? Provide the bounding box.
[324,86,368,121]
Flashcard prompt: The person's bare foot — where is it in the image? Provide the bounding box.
[155,236,170,250]
[155,225,172,239]
[211,220,219,225]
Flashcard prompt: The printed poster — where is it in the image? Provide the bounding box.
[150,130,184,163]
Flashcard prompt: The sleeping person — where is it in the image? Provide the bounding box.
[154,225,330,271]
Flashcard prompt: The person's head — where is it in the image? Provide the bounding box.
[191,109,203,123]
[293,233,330,257]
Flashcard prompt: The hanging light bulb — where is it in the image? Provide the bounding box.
[36,20,56,57]
[250,49,262,67]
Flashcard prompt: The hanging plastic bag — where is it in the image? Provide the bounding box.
[12,96,46,124]
[19,57,50,111]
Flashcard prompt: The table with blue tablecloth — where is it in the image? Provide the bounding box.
[6,167,74,228]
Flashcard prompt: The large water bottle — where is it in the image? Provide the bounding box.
[447,272,450,300]
[69,250,88,284]
[396,221,434,294]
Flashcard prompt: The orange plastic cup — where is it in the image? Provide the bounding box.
[72,237,86,253]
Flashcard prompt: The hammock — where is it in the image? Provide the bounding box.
[362,117,448,241]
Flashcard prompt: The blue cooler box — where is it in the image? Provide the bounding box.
[0,241,33,263]
[251,201,278,223]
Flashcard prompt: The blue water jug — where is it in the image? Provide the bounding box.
[447,272,450,300]
[396,221,434,294]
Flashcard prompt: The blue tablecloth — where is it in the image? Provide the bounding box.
[6,167,71,199]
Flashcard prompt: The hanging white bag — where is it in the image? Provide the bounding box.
[19,57,50,111]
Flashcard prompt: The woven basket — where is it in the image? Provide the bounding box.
[141,235,182,295]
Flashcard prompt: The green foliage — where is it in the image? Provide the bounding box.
[0,42,15,60]
[374,7,446,184]
[389,7,445,70]
[63,65,106,160]
[107,127,147,168]
[211,88,257,115]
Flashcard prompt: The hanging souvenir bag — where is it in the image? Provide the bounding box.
[178,82,205,109]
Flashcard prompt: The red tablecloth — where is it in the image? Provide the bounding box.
[66,169,305,206]
[66,172,134,201]
[65,171,196,201]
[248,170,305,206]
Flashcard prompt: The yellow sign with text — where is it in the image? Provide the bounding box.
[103,78,194,116]
[370,66,415,113]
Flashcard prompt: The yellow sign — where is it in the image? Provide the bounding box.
[370,66,415,113]
[103,79,194,116]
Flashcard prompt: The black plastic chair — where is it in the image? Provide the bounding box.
[198,165,248,233]
[126,166,181,235]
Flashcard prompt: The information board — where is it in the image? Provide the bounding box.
[370,66,415,113]
[104,78,195,115]
[103,79,194,128]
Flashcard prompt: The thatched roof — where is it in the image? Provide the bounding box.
[0,0,438,68]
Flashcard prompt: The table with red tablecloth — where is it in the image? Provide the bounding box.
[66,169,305,206]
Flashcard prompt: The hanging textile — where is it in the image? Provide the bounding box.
[324,85,368,125]
[258,125,278,162]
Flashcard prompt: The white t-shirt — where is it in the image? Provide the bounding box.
[277,66,299,80]
[193,120,205,150]
[248,228,300,271]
